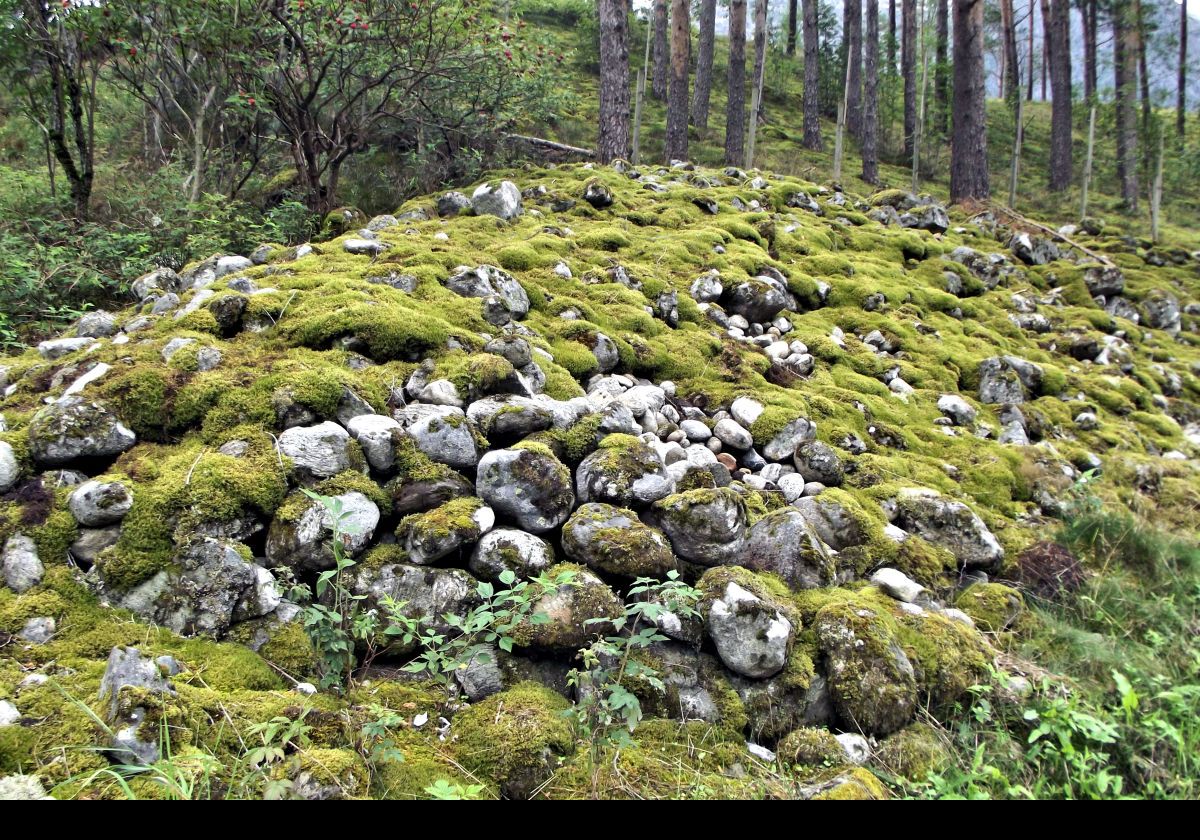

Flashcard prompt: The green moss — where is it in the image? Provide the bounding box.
[452,681,573,798]
[776,727,849,769]
[956,582,1027,634]
[873,723,952,780]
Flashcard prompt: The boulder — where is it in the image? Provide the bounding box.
[98,646,176,765]
[27,398,137,466]
[277,421,357,479]
[560,502,677,578]
[475,446,574,533]
[470,528,555,580]
[741,508,836,589]
[705,581,794,679]
[445,265,530,319]
[471,180,523,220]
[395,404,479,470]
[2,534,43,593]
[893,489,1004,572]
[396,497,494,564]
[265,490,380,572]
[653,487,748,565]
[67,479,133,526]
[575,434,674,507]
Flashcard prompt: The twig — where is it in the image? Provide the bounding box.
[991,205,1115,267]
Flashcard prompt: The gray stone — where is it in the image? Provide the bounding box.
[346,414,402,472]
[18,616,55,644]
[397,498,494,565]
[706,582,793,678]
[476,447,574,533]
[351,564,481,654]
[2,535,43,593]
[762,416,818,461]
[27,398,136,467]
[0,774,53,800]
[266,490,380,572]
[98,646,176,765]
[76,309,117,338]
[445,265,529,319]
[653,487,747,565]
[0,441,18,493]
[37,336,95,360]
[893,489,1005,572]
[561,502,677,578]
[793,440,844,486]
[466,395,553,440]
[977,356,1043,404]
[471,180,523,220]
[69,525,120,566]
[68,479,133,526]
[437,191,472,217]
[576,436,674,507]
[713,418,753,450]
[725,276,796,323]
[1083,265,1125,298]
[937,394,977,425]
[870,567,927,603]
[741,508,836,589]
[277,421,356,478]
[470,528,555,580]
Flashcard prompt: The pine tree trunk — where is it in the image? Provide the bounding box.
[902,0,917,158]
[753,0,769,124]
[598,0,632,162]
[692,0,718,133]
[950,0,989,202]
[846,0,864,139]
[1114,7,1139,210]
[665,0,691,162]
[1135,0,1151,145]
[934,0,949,136]
[1041,0,1049,101]
[788,0,798,56]
[1026,0,1035,101]
[652,0,669,100]
[1082,0,1097,103]
[726,0,748,165]
[802,0,824,149]
[1179,0,1188,139]
[999,0,1020,104]
[1047,0,1072,190]
[889,0,898,74]
[863,0,881,183]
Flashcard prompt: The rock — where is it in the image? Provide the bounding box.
[471,180,523,220]
[346,414,402,472]
[653,488,748,565]
[792,497,867,551]
[588,332,620,373]
[476,447,574,533]
[894,489,1004,572]
[98,646,176,764]
[278,421,356,479]
[1083,265,1125,298]
[1008,232,1060,266]
[741,508,836,589]
[0,700,17,727]
[725,275,796,323]
[582,178,614,208]
[343,238,387,256]
[466,395,553,439]
[470,528,555,580]
[445,265,529,319]
[937,394,977,426]
[18,616,55,644]
[761,416,818,461]
[815,602,916,736]
[911,204,949,234]
[575,434,674,507]
[730,397,764,429]
[437,191,472,216]
[266,490,380,572]
[113,538,280,636]
[27,398,136,467]
[793,440,844,486]
[396,498,494,564]
[76,309,117,338]
[836,732,873,764]
[2,535,43,593]
[67,479,133,526]
[0,441,18,493]
[69,525,121,566]
[977,355,1043,404]
[705,581,794,679]
[38,336,95,360]
[680,419,711,441]
[395,404,479,470]
[1143,290,1182,334]
[713,418,753,450]
[352,563,480,651]
[561,503,677,578]
[0,775,53,800]
[690,271,724,302]
[870,568,927,603]
[515,565,621,651]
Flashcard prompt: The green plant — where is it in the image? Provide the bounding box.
[566,572,702,775]
[424,778,487,800]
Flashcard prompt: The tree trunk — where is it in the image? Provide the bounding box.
[902,0,917,158]
[950,0,989,202]
[726,0,748,165]
[665,0,691,162]
[1047,0,1072,190]
[1135,0,1151,145]
[652,0,669,100]
[802,0,824,149]
[1027,0,1035,101]
[863,0,881,183]
[753,0,768,124]
[1082,0,1097,103]
[598,0,632,162]
[1114,6,1139,210]
[846,0,864,139]
[999,0,1020,105]
[1041,0,1049,101]
[788,0,799,56]
[934,0,949,136]
[692,0,718,133]
[889,0,898,74]
[1179,0,1188,139]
